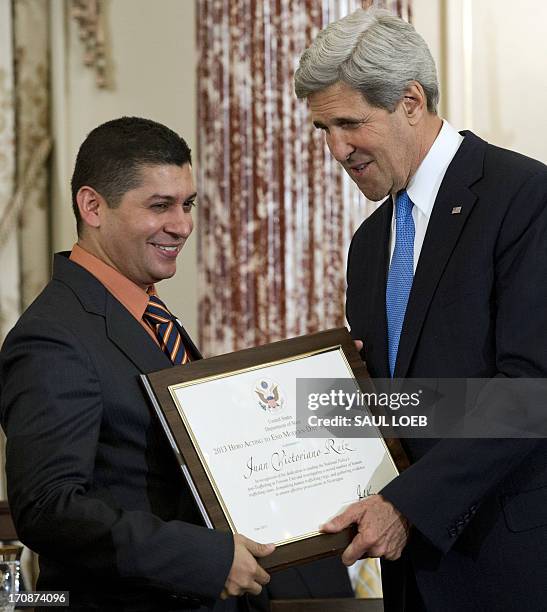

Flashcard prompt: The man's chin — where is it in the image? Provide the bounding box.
[149,265,177,285]
[348,176,386,202]
[358,186,389,203]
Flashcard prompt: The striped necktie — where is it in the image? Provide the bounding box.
[143,294,189,365]
[386,190,415,377]
[354,558,383,599]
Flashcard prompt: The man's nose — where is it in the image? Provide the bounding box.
[165,206,193,238]
[326,130,354,163]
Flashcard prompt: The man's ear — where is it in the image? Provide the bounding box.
[401,81,427,125]
[76,186,104,229]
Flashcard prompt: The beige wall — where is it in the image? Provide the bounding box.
[51,0,199,337]
[469,0,546,161]
[414,0,547,162]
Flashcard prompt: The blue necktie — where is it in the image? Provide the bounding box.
[386,190,415,377]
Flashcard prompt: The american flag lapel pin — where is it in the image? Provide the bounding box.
[451,206,462,214]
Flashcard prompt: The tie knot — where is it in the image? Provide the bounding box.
[395,190,413,220]
[144,294,176,324]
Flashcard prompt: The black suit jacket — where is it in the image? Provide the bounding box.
[346,132,547,611]
[1,252,238,610]
[1,252,351,611]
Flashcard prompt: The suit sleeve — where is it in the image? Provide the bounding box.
[0,316,234,601]
[381,168,547,553]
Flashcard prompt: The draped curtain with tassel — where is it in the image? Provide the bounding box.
[0,0,51,589]
[197,0,412,356]
[0,0,51,494]
[0,0,51,343]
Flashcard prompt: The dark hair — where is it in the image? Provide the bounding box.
[71,116,192,234]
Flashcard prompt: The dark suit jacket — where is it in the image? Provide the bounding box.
[1,253,351,611]
[0,253,237,610]
[346,132,547,611]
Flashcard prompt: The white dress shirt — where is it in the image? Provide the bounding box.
[389,120,464,271]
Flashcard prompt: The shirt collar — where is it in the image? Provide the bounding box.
[405,120,463,219]
[70,243,156,321]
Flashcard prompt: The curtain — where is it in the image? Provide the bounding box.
[0,0,51,481]
[197,0,412,356]
[0,0,51,342]
[13,0,52,309]
[0,0,51,588]
[0,1,18,345]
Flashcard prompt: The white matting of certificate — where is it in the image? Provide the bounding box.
[169,348,398,545]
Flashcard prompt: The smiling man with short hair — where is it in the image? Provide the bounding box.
[0,117,274,611]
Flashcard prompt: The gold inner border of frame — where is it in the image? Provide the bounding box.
[168,344,398,547]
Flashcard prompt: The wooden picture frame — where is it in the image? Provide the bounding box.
[141,327,408,572]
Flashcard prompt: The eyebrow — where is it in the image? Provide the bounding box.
[149,192,197,202]
[313,117,363,129]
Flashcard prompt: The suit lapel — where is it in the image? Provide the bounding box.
[105,293,172,373]
[106,294,205,371]
[53,252,199,373]
[367,200,393,378]
[394,131,486,377]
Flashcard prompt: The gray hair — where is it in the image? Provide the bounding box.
[294,8,439,113]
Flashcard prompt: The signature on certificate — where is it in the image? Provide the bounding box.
[357,484,373,499]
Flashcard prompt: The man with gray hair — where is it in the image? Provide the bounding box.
[295,8,547,612]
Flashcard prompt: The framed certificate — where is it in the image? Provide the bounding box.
[141,327,408,571]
